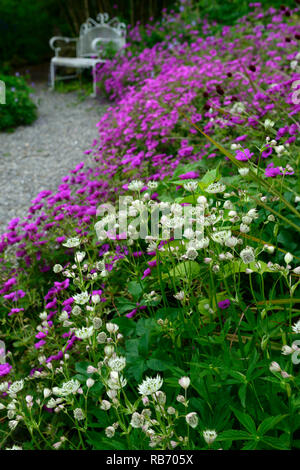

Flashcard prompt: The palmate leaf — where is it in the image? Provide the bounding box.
[217,429,253,441]
[221,259,275,278]
[231,408,257,435]
[257,415,288,436]
[166,260,201,280]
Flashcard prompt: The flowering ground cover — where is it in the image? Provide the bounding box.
[0,2,300,450]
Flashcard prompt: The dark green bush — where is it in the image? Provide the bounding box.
[0,74,37,131]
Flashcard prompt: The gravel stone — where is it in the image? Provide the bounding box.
[0,84,108,234]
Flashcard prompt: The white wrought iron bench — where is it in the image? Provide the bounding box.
[49,13,126,97]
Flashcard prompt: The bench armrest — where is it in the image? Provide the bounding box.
[49,36,78,57]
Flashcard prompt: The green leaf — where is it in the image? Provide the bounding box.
[238,384,247,408]
[128,281,143,300]
[146,358,170,371]
[257,415,287,436]
[217,429,253,441]
[231,408,257,435]
[168,260,201,280]
[222,260,274,278]
[261,435,290,450]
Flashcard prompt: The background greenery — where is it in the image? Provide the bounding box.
[0,0,298,70]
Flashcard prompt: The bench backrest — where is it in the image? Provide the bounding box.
[77,13,126,58]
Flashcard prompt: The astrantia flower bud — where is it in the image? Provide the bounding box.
[97,332,107,344]
[91,294,100,304]
[167,406,176,415]
[105,426,115,438]
[178,376,190,389]
[185,412,198,429]
[86,378,95,388]
[130,412,144,428]
[284,252,293,265]
[53,264,63,273]
[269,362,281,372]
[203,429,217,445]
[106,323,119,334]
[281,345,293,355]
[92,317,102,329]
[263,244,275,254]
[100,400,111,410]
[104,345,114,357]
[238,168,249,176]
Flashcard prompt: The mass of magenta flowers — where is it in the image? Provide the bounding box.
[0,2,300,451]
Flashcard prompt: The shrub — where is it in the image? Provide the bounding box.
[0,73,37,131]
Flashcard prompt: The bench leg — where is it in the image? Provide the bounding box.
[50,61,56,90]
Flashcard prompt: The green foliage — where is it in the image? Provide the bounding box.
[0,73,37,131]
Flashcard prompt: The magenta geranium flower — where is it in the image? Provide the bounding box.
[0,363,12,377]
[218,299,231,309]
[235,148,254,161]
[264,163,282,177]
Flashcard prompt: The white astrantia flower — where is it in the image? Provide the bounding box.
[225,236,239,248]
[138,375,163,396]
[211,230,231,245]
[62,237,80,248]
[186,247,198,260]
[240,246,255,264]
[58,311,69,322]
[0,383,9,394]
[174,291,185,301]
[240,223,250,233]
[74,251,86,263]
[108,356,126,372]
[53,379,81,397]
[74,326,94,340]
[72,305,82,316]
[183,181,198,192]
[247,209,258,219]
[107,372,127,390]
[106,323,119,334]
[47,398,58,408]
[185,412,198,429]
[203,429,217,445]
[53,264,63,273]
[281,345,293,355]
[73,291,89,305]
[238,168,249,176]
[206,182,226,194]
[128,180,144,191]
[292,320,300,334]
[264,119,275,129]
[8,420,19,430]
[73,408,85,421]
[130,412,144,429]
[7,380,24,396]
[148,181,158,189]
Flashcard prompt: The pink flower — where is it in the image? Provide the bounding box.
[235,148,254,161]
[0,363,12,376]
[179,171,199,180]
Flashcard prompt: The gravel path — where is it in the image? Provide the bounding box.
[0,84,108,234]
